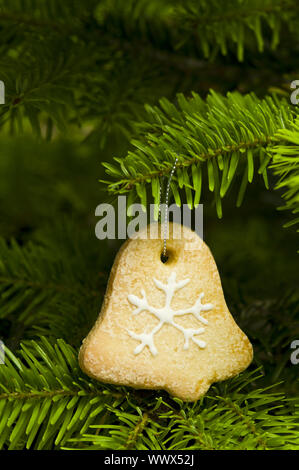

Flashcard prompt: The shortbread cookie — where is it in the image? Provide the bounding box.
[79,223,253,401]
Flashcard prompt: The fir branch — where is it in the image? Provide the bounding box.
[0,38,169,145]
[67,370,299,450]
[0,238,98,321]
[95,0,299,61]
[0,221,109,345]
[0,0,297,453]
[124,412,149,450]
[271,118,299,232]
[0,337,124,449]
[1,0,299,64]
[0,0,98,26]
[0,1,297,140]
[0,38,97,134]
[103,91,297,217]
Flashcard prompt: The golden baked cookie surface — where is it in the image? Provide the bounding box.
[79,223,253,401]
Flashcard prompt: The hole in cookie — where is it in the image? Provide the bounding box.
[160,248,175,264]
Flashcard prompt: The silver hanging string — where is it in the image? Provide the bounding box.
[159,157,178,261]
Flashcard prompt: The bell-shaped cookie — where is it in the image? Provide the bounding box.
[79,223,253,401]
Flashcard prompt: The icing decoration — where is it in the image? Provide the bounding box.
[127,271,213,356]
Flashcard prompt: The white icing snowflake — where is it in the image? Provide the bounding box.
[127,271,213,356]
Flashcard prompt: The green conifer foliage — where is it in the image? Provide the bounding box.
[0,0,298,450]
